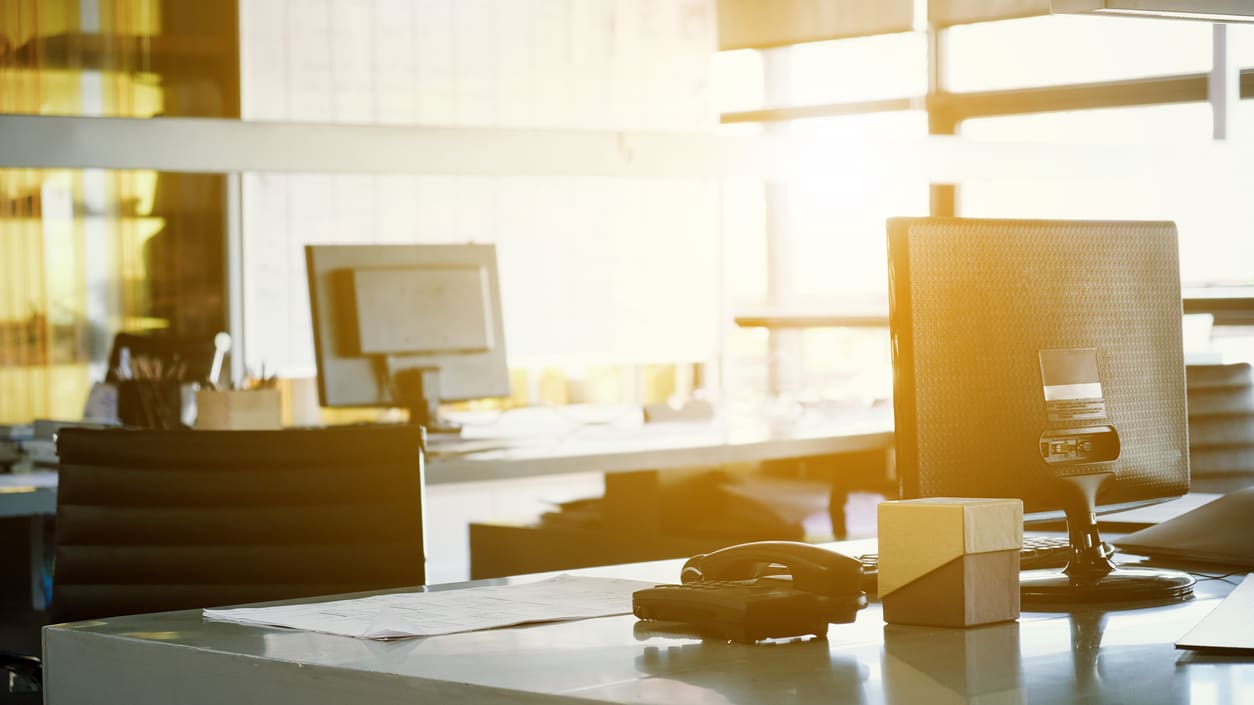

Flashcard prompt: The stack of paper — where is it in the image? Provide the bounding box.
[204,574,654,640]
[1176,576,1254,653]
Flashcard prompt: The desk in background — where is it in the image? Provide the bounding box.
[0,408,895,588]
[435,407,894,579]
[0,471,56,519]
[0,408,893,488]
[0,471,56,611]
[426,405,893,484]
[41,541,1253,705]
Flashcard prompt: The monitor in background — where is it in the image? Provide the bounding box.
[887,217,1195,605]
[305,243,510,433]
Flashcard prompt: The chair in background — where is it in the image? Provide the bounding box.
[1185,363,1254,494]
[51,424,425,624]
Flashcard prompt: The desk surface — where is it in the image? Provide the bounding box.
[42,542,1253,705]
[0,469,56,518]
[0,410,892,516]
[1,414,1221,522]
[428,406,893,484]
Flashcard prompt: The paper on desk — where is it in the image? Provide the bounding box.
[203,574,654,639]
[1176,575,1254,653]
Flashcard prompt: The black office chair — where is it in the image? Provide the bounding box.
[1185,363,1254,494]
[51,424,426,624]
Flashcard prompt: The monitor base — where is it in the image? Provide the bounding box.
[1020,566,1195,605]
[1019,472,1194,607]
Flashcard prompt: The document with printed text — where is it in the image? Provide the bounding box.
[203,574,654,640]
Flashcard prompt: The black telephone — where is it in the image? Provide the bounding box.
[680,541,865,597]
[632,542,867,643]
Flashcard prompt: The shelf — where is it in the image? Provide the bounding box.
[1184,286,1254,326]
[734,288,1254,330]
[734,308,889,329]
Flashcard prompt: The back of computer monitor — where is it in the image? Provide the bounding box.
[887,217,1189,515]
[888,217,1195,604]
[305,243,510,431]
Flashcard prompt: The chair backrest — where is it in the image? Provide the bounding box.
[1185,362,1254,494]
[52,425,425,623]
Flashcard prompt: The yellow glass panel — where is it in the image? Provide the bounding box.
[1,0,235,119]
[0,166,222,423]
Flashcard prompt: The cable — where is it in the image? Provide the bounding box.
[1187,570,1246,585]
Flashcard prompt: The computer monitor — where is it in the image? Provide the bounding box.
[887,217,1194,605]
[305,243,510,433]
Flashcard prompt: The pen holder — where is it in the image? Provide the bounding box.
[117,380,193,429]
[878,497,1023,628]
[195,388,282,430]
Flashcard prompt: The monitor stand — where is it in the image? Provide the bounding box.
[1020,472,1194,606]
[393,367,462,435]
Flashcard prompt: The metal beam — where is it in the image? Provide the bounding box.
[928,24,958,217]
[933,74,1209,121]
[0,114,737,177]
[225,172,245,388]
[2,114,1251,184]
[1211,23,1239,140]
[720,70,1254,127]
[721,98,920,125]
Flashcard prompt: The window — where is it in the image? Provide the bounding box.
[945,15,1211,92]
[960,102,1213,144]
[790,32,928,104]
[715,12,1254,403]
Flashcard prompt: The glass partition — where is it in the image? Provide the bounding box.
[0,167,225,422]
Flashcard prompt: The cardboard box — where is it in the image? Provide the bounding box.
[878,497,1023,627]
[195,388,282,430]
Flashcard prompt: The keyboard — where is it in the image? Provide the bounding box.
[857,535,1078,593]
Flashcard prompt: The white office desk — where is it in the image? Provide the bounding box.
[4,411,893,587]
[1,470,56,610]
[0,408,893,492]
[427,405,894,484]
[42,543,1253,705]
[0,470,57,518]
[432,407,893,578]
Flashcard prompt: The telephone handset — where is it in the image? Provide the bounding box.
[680,541,865,598]
[632,541,867,642]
